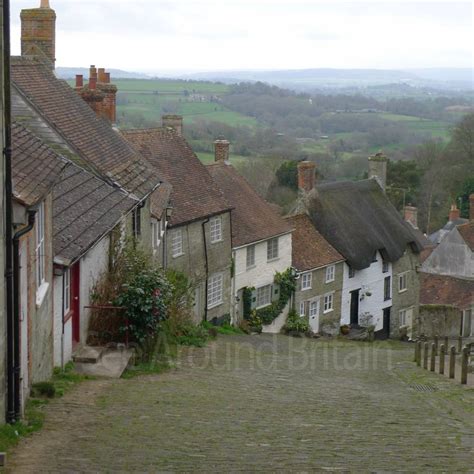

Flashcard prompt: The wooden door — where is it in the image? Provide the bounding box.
[382,307,391,339]
[350,289,360,325]
[71,262,81,345]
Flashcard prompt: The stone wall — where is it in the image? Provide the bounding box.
[418,305,461,338]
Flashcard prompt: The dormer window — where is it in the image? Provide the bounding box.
[348,266,355,278]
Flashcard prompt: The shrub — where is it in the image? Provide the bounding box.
[31,382,55,398]
[283,309,309,334]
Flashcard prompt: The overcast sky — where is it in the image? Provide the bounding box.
[10,0,474,73]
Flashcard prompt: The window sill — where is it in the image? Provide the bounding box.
[246,264,256,271]
[384,297,391,302]
[301,287,312,291]
[325,279,335,284]
[267,257,280,263]
[208,301,223,310]
[36,282,50,308]
[398,288,408,294]
[210,239,223,245]
[172,252,184,259]
[323,308,334,314]
[256,303,271,310]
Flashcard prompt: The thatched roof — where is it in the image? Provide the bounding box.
[307,179,425,270]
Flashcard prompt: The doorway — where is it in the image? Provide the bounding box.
[71,262,81,345]
[350,289,360,325]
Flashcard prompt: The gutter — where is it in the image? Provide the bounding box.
[3,0,16,424]
[201,217,210,321]
[12,210,36,420]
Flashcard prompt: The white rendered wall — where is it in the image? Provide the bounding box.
[341,251,393,331]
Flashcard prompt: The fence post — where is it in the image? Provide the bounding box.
[430,343,436,372]
[449,346,456,379]
[434,335,439,356]
[444,336,448,351]
[458,336,462,353]
[439,344,445,375]
[461,347,468,385]
[423,342,429,370]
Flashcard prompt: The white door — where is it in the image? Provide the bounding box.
[309,298,320,333]
[19,241,29,414]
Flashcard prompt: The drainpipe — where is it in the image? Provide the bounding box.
[13,210,36,420]
[201,218,210,321]
[3,0,16,424]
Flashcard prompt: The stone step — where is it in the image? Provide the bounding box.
[72,345,106,364]
[74,348,134,378]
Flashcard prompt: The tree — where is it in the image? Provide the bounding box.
[456,177,474,218]
[275,160,298,189]
[451,113,474,164]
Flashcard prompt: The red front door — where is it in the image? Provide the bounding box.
[71,262,81,345]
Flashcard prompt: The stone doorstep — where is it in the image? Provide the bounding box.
[72,345,106,364]
[74,347,135,379]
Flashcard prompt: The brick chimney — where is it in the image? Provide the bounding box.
[448,204,460,222]
[214,139,230,163]
[368,152,387,192]
[21,0,56,68]
[297,161,316,193]
[470,194,474,221]
[403,205,418,229]
[162,115,183,136]
[77,65,117,123]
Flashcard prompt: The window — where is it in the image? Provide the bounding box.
[171,228,183,257]
[267,238,279,261]
[323,293,333,313]
[64,268,71,314]
[151,220,161,250]
[299,301,306,317]
[256,285,272,308]
[309,299,319,318]
[132,206,141,238]
[210,216,223,243]
[348,266,355,278]
[371,252,378,263]
[301,272,312,290]
[398,272,408,292]
[35,201,45,288]
[382,260,389,273]
[384,276,391,301]
[246,245,255,268]
[325,265,335,283]
[208,273,223,309]
[399,309,407,326]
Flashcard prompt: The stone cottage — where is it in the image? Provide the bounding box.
[207,140,293,331]
[284,213,344,335]
[293,156,425,339]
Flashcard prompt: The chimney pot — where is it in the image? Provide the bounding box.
[214,139,230,163]
[75,74,83,88]
[448,204,460,222]
[297,161,316,193]
[104,72,111,84]
[403,205,418,229]
[162,115,183,136]
[98,68,106,83]
[40,0,50,8]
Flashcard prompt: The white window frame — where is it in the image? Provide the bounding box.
[325,265,335,283]
[207,273,224,309]
[301,272,312,291]
[348,266,355,278]
[323,292,334,314]
[210,216,223,243]
[171,228,184,258]
[309,299,319,318]
[256,284,272,309]
[398,272,408,293]
[246,245,256,269]
[299,301,306,317]
[382,260,389,273]
[399,309,407,326]
[267,237,279,261]
[64,267,71,315]
[35,201,46,288]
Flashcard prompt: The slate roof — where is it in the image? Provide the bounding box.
[11,56,160,199]
[12,122,67,206]
[122,128,231,227]
[284,214,344,272]
[420,272,474,310]
[429,218,468,245]
[53,162,137,263]
[457,222,474,251]
[306,179,425,270]
[207,162,292,247]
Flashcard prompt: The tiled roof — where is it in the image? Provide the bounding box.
[122,128,231,226]
[12,122,67,206]
[150,181,172,219]
[284,214,344,271]
[11,56,160,199]
[207,162,292,247]
[420,272,474,310]
[457,222,474,251]
[53,163,136,263]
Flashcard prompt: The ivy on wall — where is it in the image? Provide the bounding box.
[243,268,296,330]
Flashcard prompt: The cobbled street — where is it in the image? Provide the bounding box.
[8,335,474,472]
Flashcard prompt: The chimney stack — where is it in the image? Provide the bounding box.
[21,0,56,69]
[297,161,316,193]
[448,204,460,222]
[214,139,230,163]
[403,205,418,229]
[368,152,387,192]
[162,115,183,136]
[469,194,474,221]
[75,74,83,89]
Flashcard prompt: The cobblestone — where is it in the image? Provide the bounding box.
[8,335,474,472]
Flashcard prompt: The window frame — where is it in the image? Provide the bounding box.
[299,301,306,317]
[325,265,335,283]
[246,244,256,269]
[323,292,334,313]
[210,216,223,244]
[399,309,407,326]
[63,267,71,315]
[207,273,224,309]
[309,299,319,318]
[301,272,312,291]
[171,228,184,258]
[267,237,279,261]
[348,265,355,279]
[256,284,272,309]
[398,272,408,293]
[384,276,391,301]
[132,206,142,238]
[382,260,389,273]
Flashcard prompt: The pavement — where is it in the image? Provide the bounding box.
[7,335,474,472]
